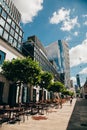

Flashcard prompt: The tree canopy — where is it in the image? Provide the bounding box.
[39,71,53,90]
[2,57,41,86]
[48,81,65,93]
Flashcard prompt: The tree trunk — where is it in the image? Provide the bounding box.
[18,82,22,107]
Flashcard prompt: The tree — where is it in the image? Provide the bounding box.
[48,81,65,93]
[62,90,74,96]
[2,57,41,104]
[39,71,53,101]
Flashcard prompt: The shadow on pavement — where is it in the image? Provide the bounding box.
[67,98,87,130]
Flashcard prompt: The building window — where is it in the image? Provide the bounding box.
[19,30,22,36]
[7,16,12,24]
[0,26,3,36]
[3,31,9,40]
[18,36,22,43]
[0,17,5,27]
[9,35,13,44]
[5,23,10,32]
[2,10,7,19]
[10,28,14,36]
[14,32,18,40]
[0,50,6,65]
[17,43,21,51]
[13,39,17,47]
[16,25,19,33]
[12,21,16,29]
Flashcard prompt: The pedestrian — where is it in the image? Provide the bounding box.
[70,96,73,105]
[59,98,62,108]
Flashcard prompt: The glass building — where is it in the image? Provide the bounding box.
[45,40,70,88]
[76,74,81,88]
[0,0,23,51]
[22,35,60,81]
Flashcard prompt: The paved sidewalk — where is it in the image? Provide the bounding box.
[0,99,76,130]
[67,98,87,130]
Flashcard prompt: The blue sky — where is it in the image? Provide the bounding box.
[13,0,87,86]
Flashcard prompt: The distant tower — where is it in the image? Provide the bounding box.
[76,74,81,88]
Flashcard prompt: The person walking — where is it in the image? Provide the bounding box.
[70,96,73,105]
[59,98,62,108]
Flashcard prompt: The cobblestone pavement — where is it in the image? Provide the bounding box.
[0,99,76,130]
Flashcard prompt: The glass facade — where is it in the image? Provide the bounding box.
[45,40,70,87]
[0,0,23,51]
[22,36,60,81]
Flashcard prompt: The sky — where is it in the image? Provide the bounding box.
[13,0,87,86]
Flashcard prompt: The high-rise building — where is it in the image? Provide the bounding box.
[22,35,60,81]
[45,40,70,88]
[76,74,81,88]
[0,0,23,51]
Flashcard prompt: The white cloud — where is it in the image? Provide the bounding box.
[79,68,87,74]
[61,17,79,31]
[69,39,87,67]
[49,7,79,31]
[49,7,70,24]
[74,31,79,36]
[84,21,87,25]
[65,36,71,42]
[13,0,43,24]
[82,14,87,17]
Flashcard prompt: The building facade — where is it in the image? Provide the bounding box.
[0,0,24,105]
[45,40,70,88]
[0,38,24,105]
[22,35,60,81]
[0,0,23,52]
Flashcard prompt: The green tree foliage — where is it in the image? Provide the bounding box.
[39,71,53,101]
[48,81,65,93]
[2,57,41,85]
[40,71,53,90]
[62,89,74,96]
[1,57,41,103]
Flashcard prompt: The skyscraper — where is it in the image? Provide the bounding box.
[76,74,81,88]
[45,40,70,88]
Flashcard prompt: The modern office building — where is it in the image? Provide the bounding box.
[0,0,24,105]
[45,40,70,88]
[22,35,60,82]
[0,0,23,51]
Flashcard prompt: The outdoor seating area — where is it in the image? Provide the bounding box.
[0,98,68,126]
